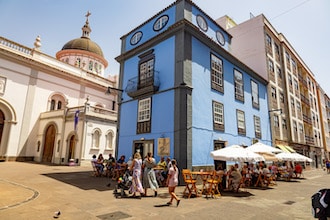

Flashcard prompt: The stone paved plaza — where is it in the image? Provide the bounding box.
[0,162,329,220]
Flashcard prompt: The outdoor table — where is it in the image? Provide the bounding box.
[191,171,212,195]
[254,173,270,187]
[153,166,166,186]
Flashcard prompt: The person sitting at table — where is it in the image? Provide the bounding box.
[112,155,127,180]
[270,162,278,175]
[155,156,167,185]
[127,156,133,168]
[240,164,251,187]
[95,154,105,175]
[216,164,226,190]
[249,163,259,185]
[227,165,242,192]
[105,153,116,176]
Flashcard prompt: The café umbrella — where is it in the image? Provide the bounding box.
[246,142,283,154]
[210,145,265,163]
[275,152,313,162]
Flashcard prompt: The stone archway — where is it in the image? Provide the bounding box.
[0,99,17,159]
[42,124,56,163]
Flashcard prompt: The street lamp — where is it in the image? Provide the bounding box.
[105,86,123,94]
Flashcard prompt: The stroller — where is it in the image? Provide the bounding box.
[311,188,330,219]
[113,168,133,198]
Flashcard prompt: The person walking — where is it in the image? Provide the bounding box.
[143,152,159,197]
[129,152,144,197]
[166,159,180,206]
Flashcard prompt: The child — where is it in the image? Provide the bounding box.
[166,159,180,206]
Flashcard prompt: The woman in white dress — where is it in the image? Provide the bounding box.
[129,152,144,197]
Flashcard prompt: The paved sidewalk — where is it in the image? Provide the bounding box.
[0,162,329,220]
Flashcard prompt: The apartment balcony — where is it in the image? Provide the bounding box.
[300,94,310,106]
[305,135,314,145]
[303,114,312,125]
[40,106,117,123]
[126,71,160,98]
[298,76,308,88]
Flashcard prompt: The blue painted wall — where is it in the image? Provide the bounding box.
[117,0,271,167]
[124,6,176,52]
[191,5,230,50]
[190,37,271,166]
[118,37,176,159]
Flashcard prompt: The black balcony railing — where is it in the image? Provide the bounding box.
[125,71,160,98]
[305,135,314,145]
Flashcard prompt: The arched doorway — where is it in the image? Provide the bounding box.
[42,124,56,163]
[68,135,76,162]
[0,110,5,146]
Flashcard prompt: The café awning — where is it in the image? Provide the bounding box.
[276,145,295,153]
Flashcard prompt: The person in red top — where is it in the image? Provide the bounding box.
[294,163,303,178]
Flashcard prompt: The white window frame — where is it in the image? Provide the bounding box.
[234,69,244,100]
[236,110,246,130]
[211,54,223,87]
[139,58,154,86]
[254,115,261,138]
[251,80,259,107]
[213,101,224,125]
[138,98,151,122]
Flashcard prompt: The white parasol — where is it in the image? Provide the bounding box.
[247,142,283,153]
[210,145,265,162]
[275,152,313,162]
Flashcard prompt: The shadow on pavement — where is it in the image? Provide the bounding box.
[245,186,275,190]
[220,190,255,197]
[42,171,115,191]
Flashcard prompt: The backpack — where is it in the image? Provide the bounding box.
[311,189,329,218]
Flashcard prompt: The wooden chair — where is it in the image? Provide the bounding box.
[267,173,277,186]
[182,169,198,198]
[91,161,101,177]
[206,171,221,198]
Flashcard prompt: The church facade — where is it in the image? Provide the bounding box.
[0,13,118,165]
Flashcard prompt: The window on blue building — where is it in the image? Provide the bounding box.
[213,101,224,131]
[138,50,155,90]
[137,97,151,134]
[251,80,259,109]
[254,115,261,139]
[236,110,246,135]
[211,54,224,93]
[234,69,244,102]
[153,15,169,31]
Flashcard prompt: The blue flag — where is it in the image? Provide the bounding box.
[74,110,80,131]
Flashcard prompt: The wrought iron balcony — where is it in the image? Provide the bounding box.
[125,71,160,98]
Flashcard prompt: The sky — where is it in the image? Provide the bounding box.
[1,0,329,94]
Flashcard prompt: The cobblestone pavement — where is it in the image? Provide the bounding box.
[0,162,329,220]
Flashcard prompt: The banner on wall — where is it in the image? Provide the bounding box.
[157,138,170,156]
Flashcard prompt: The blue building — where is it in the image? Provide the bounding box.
[115,0,271,170]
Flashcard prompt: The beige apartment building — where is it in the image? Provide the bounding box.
[319,90,330,160]
[217,14,327,168]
